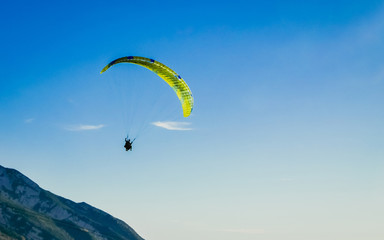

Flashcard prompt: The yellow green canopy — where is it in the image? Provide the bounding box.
[101,56,193,117]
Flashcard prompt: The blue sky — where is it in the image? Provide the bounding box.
[1,1,384,240]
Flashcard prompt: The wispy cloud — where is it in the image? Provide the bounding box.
[65,124,105,131]
[24,118,35,123]
[217,228,265,234]
[152,121,193,131]
[67,98,75,104]
[280,177,294,182]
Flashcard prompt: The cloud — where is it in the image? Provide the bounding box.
[24,118,35,123]
[67,98,75,104]
[65,124,105,131]
[280,178,294,182]
[152,121,193,131]
[218,228,265,234]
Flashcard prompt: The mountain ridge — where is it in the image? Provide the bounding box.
[0,164,144,240]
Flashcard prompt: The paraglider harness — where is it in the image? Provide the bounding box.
[124,137,135,151]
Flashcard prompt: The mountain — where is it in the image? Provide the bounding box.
[0,165,144,240]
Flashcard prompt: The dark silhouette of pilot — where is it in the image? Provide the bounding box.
[124,138,133,151]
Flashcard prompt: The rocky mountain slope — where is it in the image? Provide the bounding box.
[0,165,144,240]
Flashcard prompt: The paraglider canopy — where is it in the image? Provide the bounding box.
[100,56,194,117]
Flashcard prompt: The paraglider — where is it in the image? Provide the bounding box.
[124,137,134,151]
[101,56,194,117]
[101,56,194,152]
